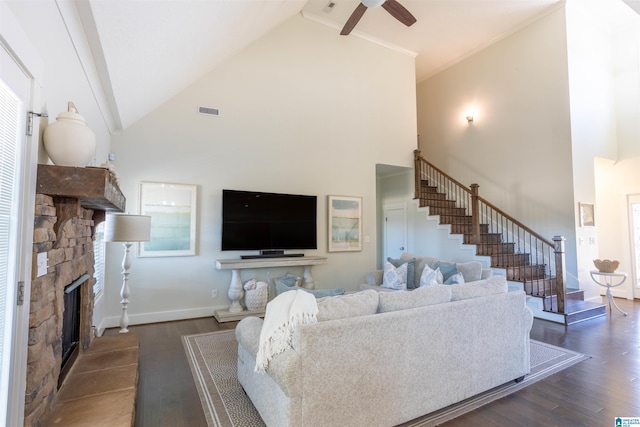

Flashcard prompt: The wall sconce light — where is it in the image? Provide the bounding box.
[466,115,474,124]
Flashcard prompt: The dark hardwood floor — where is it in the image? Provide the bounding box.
[110,297,640,427]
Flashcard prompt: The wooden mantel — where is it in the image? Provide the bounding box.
[36,164,126,212]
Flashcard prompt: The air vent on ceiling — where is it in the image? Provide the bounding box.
[323,1,336,13]
[198,106,220,116]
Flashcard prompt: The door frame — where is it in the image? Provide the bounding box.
[628,194,640,299]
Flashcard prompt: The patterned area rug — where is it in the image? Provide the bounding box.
[183,331,588,427]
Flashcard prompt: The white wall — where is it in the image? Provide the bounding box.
[566,0,640,299]
[594,157,640,299]
[416,9,578,284]
[104,15,417,326]
[7,1,113,165]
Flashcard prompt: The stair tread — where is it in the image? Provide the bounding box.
[565,299,606,312]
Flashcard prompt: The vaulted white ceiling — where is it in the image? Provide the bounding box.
[16,0,640,132]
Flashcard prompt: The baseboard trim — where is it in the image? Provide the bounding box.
[102,306,221,330]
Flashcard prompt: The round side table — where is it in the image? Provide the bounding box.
[589,270,627,316]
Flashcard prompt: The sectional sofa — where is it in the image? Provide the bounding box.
[235,273,533,426]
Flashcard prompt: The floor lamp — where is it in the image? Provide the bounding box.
[105,213,151,333]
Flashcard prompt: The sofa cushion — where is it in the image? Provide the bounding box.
[365,270,383,285]
[275,281,346,298]
[456,261,484,282]
[358,283,396,292]
[316,290,379,322]
[449,275,508,301]
[444,272,465,285]
[387,257,417,289]
[377,285,452,313]
[419,265,442,287]
[381,261,407,290]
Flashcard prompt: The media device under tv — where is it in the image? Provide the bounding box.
[221,189,317,258]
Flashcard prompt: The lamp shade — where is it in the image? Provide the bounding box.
[105,214,151,242]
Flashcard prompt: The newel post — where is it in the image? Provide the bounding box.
[414,150,422,200]
[470,184,480,244]
[553,235,567,314]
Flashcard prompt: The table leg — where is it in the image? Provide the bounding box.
[606,288,627,316]
[302,266,315,289]
[228,269,244,313]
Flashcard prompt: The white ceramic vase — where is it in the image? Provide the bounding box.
[43,103,96,167]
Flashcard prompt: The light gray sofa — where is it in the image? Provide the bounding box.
[235,276,533,426]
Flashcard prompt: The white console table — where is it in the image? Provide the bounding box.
[590,270,628,316]
[214,256,327,322]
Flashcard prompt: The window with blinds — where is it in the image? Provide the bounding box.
[93,222,105,297]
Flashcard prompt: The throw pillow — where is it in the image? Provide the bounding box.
[419,265,442,287]
[275,281,345,298]
[316,290,379,321]
[444,272,465,285]
[387,257,417,289]
[273,273,302,288]
[434,261,459,282]
[381,261,407,290]
[401,252,438,285]
[377,285,452,313]
[455,261,483,282]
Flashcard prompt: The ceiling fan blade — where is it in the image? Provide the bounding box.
[381,0,417,27]
[340,3,368,35]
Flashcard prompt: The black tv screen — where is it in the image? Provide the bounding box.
[221,189,317,251]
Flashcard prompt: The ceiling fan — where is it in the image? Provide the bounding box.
[340,0,417,36]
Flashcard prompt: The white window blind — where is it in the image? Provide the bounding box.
[93,222,105,297]
[0,79,22,406]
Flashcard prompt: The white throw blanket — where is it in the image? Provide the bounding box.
[255,289,318,373]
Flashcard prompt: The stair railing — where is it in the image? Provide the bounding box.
[414,150,567,313]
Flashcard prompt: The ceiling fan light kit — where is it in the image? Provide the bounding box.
[341,0,417,36]
[362,0,385,7]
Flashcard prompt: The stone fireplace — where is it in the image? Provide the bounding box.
[25,165,125,427]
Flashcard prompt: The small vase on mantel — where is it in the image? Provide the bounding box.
[43,102,96,167]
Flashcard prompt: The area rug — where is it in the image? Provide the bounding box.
[183,330,589,427]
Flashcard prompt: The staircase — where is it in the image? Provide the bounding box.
[414,151,606,325]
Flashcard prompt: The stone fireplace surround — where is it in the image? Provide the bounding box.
[26,165,125,427]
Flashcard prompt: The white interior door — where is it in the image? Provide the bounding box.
[384,204,407,262]
[0,39,38,426]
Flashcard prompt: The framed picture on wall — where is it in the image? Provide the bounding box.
[328,195,362,252]
[579,202,595,227]
[139,182,197,257]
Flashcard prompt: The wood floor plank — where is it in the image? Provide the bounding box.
[105,297,638,426]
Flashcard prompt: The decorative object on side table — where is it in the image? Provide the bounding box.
[243,279,268,311]
[591,258,625,316]
[593,258,619,273]
[43,101,96,167]
[105,213,152,333]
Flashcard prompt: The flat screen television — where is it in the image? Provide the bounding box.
[221,189,317,253]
